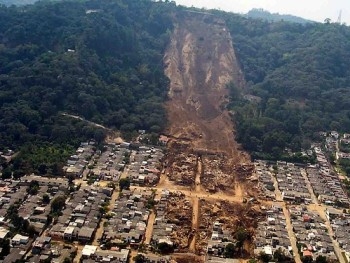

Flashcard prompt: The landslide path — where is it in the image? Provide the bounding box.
[163,13,256,255]
[164,12,249,175]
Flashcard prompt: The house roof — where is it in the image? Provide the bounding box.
[78,227,94,238]
[0,227,9,239]
[82,245,97,257]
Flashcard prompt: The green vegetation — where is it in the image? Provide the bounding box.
[50,195,66,216]
[339,142,350,153]
[339,159,350,176]
[42,193,50,204]
[26,180,40,195]
[214,11,350,159]
[273,248,294,262]
[224,243,236,258]
[258,252,272,263]
[157,242,174,254]
[119,178,131,191]
[0,0,173,175]
[235,227,249,253]
[1,0,350,167]
[5,204,38,237]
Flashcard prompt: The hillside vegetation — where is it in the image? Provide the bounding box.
[215,10,350,160]
[0,0,173,175]
[1,0,350,174]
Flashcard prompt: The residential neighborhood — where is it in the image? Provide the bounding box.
[1,131,350,263]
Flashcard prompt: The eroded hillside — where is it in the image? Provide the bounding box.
[164,12,246,157]
[164,11,252,194]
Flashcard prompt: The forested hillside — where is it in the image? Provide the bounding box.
[215,10,350,160]
[2,0,350,175]
[0,0,174,175]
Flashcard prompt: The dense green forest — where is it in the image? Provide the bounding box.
[0,0,174,175]
[1,0,350,175]
[214,10,350,160]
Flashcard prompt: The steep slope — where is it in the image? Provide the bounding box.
[164,11,246,160]
[163,11,253,197]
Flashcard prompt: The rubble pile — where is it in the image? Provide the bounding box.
[165,192,193,251]
[201,156,235,192]
[165,142,197,187]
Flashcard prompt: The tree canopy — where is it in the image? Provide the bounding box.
[214,10,350,158]
[0,0,174,175]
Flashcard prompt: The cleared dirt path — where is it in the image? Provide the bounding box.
[308,204,346,263]
[144,211,156,245]
[131,186,243,204]
[189,158,202,252]
[281,204,302,263]
[144,191,162,245]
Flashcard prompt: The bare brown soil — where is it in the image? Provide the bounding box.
[164,12,251,194]
[161,11,259,261]
[165,192,193,251]
[164,12,245,156]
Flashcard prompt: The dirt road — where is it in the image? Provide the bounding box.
[189,158,202,252]
[308,204,346,263]
[144,191,162,245]
[282,204,302,263]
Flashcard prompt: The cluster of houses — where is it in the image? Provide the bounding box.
[255,160,276,200]
[151,189,175,248]
[306,167,349,207]
[89,144,129,181]
[254,204,292,259]
[327,208,350,259]
[48,185,111,243]
[312,146,350,207]
[80,244,129,263]
[289,206,337,261]
[276,162,312,204]
[325,131,338,153]
[323,131,350,160]
[128,146,164,186]
[337,133,350,160]
[0,175,75,262]
[103,188,153,246]
[206,221,235,258]
[64,141,96,178]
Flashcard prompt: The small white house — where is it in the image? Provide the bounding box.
[12,234,29,245]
